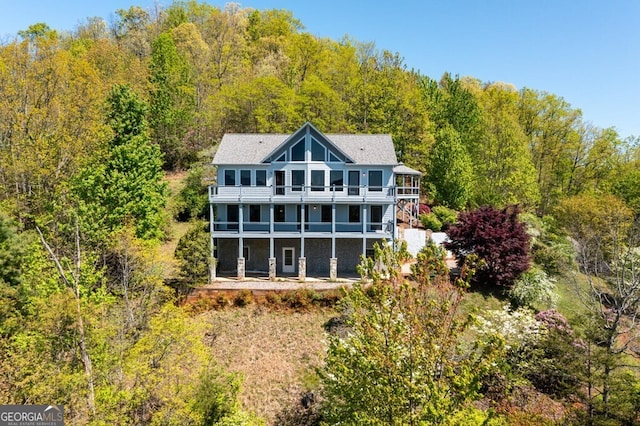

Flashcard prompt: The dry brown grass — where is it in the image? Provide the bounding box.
[202,306,335,424]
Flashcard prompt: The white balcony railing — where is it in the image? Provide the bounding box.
[212,220,393,234]
[209,184,416,202]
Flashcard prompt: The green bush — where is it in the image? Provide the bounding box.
[431,205,458,229]
[174,221,210,284]
[420,213,442,231]
[175,166,208,222]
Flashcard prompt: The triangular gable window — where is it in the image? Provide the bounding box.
[311,139,325,161]
[291,138,305,161]
[261,123,355,164]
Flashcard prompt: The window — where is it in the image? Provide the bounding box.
[274,205,285,222]
[249,205,260,222]
[349,205,360,223]
[275,171,285,195]
[369,170,382,192]
[275,152,286,162]
[243,246,250,261]
[292,170,305,191]
[321,205,332,222]
[224,170,235,186]
[329,152,341,162]
[348,170,360,195]
[370,205,383,231]
[240,170,251,186]
[291,139,305,161]
[311,170,325,191]
[227,205,238,229]
[256,170,266,186]
[311,139,325,161]
[330,170,343,191]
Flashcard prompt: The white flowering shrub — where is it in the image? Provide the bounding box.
[508,267,558,309]
[474,305,544,350]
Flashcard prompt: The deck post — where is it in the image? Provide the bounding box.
[237,257,245,280]
[330,257,337,281]
[269,257,276,280]
[298,257,306,281]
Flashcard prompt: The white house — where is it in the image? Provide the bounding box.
[209,122,421,280]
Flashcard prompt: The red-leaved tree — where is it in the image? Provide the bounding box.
[445,205,530,289]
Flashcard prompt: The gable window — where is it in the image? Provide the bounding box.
[255,170,266,186]
[311,139,325,161]
[311,170,325,191]
[291,139,305,161]
[275,205,285,222]
[330,170,343,191]
[275,152,286,162]
[369,170,383,192]
[224,170,235,186]
[249,205,261,222]
[240,170,251,186]
[292,170,305,191]
[349,205,360,223]
[329,152,341,162]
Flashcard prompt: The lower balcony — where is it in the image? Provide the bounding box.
[212,220,393,235]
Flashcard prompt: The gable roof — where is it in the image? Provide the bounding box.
[393,163,422,176]
[212,123,398,165]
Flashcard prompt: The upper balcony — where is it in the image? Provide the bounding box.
[209,184,418,204]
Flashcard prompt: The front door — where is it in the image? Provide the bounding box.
[282,247,295,273]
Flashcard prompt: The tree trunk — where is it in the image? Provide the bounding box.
[36,225,96,417]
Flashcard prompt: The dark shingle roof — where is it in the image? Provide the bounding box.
[212,132,398,165]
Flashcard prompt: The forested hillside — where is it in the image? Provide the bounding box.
[1,1,639,425]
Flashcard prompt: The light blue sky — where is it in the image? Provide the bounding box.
[2,1,638,138]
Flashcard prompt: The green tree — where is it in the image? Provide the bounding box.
[472,83,540,208]
[148,31,197,169]
[111,6,152,58]
[174,221,210,284]
[320,243,500,424]
[517,89,583,214]
[74,84,167,243]
[175,165,209,221]
[556,194,640,421]
[0,31,105,219]
[0,214,27,339]
[426,125,474,209]
[422,73,484,151]
[0,213,25,288]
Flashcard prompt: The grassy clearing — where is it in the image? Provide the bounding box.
[202,306,336,424]
[554,271,591,323]
[160,171,191,279]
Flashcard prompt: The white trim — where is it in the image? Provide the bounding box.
[283,247,295,273]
